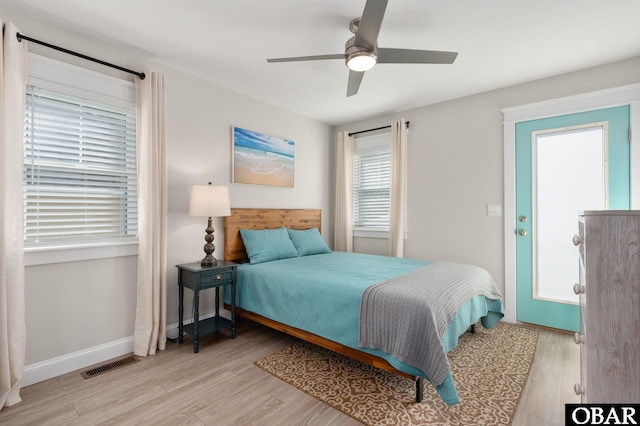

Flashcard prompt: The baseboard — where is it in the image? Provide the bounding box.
[22,313,222,387]
[22,336,134,387]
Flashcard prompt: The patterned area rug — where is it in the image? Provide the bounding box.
[254,322,538,425]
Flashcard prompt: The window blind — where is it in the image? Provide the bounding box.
[23,86,138,245]
[353,149,391,228]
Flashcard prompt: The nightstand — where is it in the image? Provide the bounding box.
[176,260,237,353]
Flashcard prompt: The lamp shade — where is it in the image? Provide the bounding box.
[189,184,231,217]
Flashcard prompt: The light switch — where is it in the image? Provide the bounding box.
[487,204,502,216]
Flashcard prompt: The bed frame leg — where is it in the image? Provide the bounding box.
[415,377,424,403]
[470,324,476,334]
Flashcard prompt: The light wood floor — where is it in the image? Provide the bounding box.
[0,320,580,425]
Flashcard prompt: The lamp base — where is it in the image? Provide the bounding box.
[200,254,217,267]
[200,217,217,267]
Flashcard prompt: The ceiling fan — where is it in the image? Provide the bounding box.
[266,0,458,97]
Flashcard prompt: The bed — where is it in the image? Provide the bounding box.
[223,208,504,405]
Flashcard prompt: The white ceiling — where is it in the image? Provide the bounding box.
[3,0,640,125]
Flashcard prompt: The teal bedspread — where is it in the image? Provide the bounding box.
[223,251,504,405]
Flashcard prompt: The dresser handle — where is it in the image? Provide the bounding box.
[574,383,586,396]
[214,274,222,280]
[573,332,585,345]
[573,283,585,295]
[572,235,582,246]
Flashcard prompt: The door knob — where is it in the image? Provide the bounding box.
[518,229,527,237]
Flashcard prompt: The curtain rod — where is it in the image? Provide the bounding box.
[348,121,410,137]
[16,33,145,80]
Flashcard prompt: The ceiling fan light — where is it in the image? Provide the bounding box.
[346,52,377,72]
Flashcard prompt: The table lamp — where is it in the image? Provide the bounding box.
[189,182,231,267]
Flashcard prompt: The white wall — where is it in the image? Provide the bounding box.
[336,56,640,306]
[164,66,332,326]
[1,7,332,384]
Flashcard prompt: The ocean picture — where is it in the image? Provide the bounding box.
[232,126,295,188]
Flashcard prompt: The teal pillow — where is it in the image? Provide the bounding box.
[287,227,331,256]
[240,227,298,264]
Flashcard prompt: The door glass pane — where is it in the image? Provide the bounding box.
[534,125,606,303]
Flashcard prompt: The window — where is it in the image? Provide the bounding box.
[352,133,391,233]
[23,54,138,263]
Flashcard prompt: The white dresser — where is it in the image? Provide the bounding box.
[572,210,640,403]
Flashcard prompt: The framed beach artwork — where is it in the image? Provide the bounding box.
[232,126,295,188]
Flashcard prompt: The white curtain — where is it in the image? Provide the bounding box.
[0,20,27,409]
[133,72,168,356]
[334,131,355,252]
[389,119,408,257]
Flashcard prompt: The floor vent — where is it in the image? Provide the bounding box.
[81,354,139,379]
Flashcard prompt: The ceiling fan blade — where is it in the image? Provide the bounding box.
[347,70,365,97]
[377,48,458,64]
[267,54,344,63]
[354,0,389,50]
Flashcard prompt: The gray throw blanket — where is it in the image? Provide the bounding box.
[358,260,503,386]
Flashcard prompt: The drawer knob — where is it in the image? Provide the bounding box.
[214,274,222,280]
[573,332,585,345]
[573,283,585,295]
[574,383,586,396]
[572,235,582,246]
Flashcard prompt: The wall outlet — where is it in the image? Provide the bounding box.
[487,204,502,216]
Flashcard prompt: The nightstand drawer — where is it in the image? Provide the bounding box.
[200,268,234,288]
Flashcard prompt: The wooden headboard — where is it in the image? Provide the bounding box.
[223,208,322,262]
